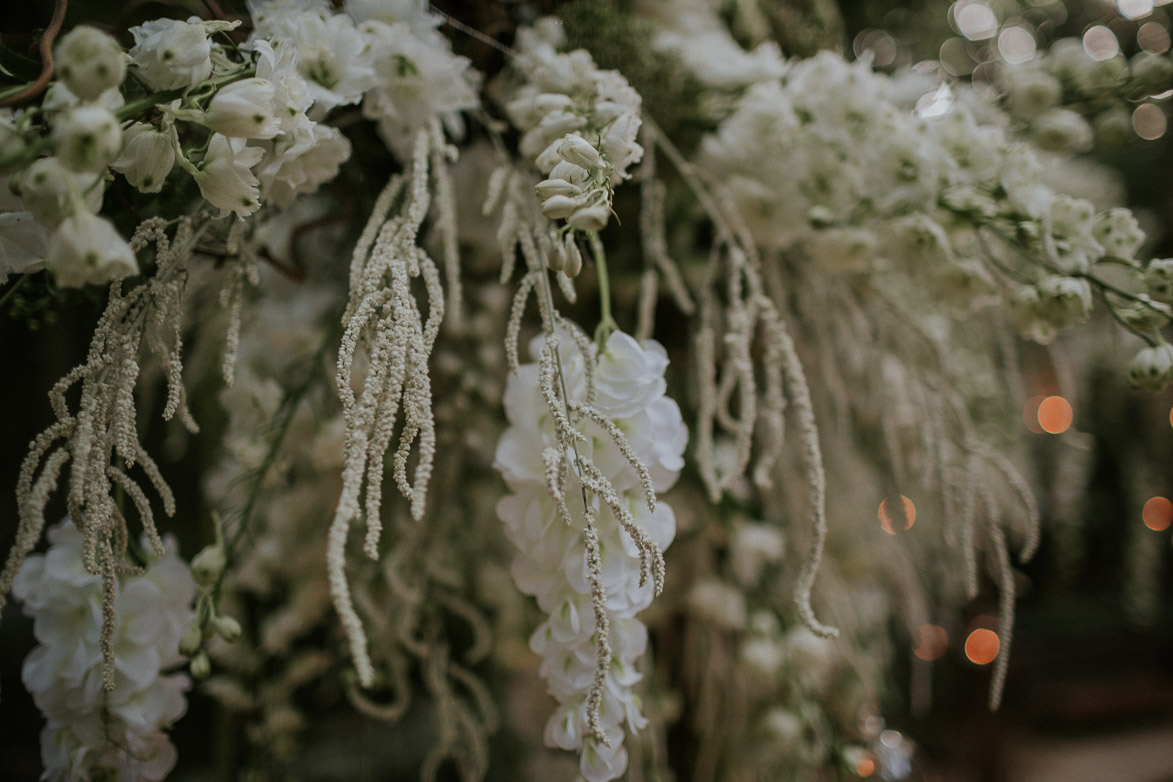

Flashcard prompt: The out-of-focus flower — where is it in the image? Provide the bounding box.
[46,212,139,287]
[53,106,122,173]
[19,156,104,229]
[54,26,128,101]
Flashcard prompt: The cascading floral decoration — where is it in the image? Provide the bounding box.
[2,0,1172,780]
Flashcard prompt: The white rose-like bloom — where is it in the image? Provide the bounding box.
[203,78,282,139]
[12,520,196,782]
[46,212,138,287]
[53,105,122,173]
[19,156,104,229]
[129,18,213,90]
[193,133,264,217]
[112,122,176,193]
[54,26,128,101]
[257,120,351,207]
[495,330,687,782]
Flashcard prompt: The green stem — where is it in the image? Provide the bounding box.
[0,274,30,314]
[589,231,618,345]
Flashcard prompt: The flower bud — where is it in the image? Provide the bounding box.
[179,623,203,657]
[535,178,582,199]
[541,194,580,220]
[1145,259,1173,304]
[1128,343,1173,391]
[212,614,243,643]
[53,106,122,173]
[55,26,127,101]
[190,650,211,680]
[190,544,227,587]
[557,134,604,170]
[46,212,138,287]
[568,204,610,232]
[562,234,582,277]
[548,239,566,272]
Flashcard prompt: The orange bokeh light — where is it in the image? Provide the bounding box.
[913,624,949,661]
[1037,395,1073,434]
[965,628,1000,665]
[879,495,916,535]
[857,757,876,777]
[1143,497,1173,531]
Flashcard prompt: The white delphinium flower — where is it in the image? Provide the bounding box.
[248,0,376,116]
[192,133,264,217]
[19,156,104,229]
[252,39,313,132]
[129,18,215,90]
[496,330,686,782]
[46,212,139,287]
[54,26,128,102]
[53,105,122,173]
[360,18,480,157]
[202,77,283,138]
[12,520,195,782]
[256,120,351,206]
[112,122,176,193]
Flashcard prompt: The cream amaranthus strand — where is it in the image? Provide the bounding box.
[1,216,205,693]
[329,120,452,688]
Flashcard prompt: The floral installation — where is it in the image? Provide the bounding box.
[0,0,1170,780]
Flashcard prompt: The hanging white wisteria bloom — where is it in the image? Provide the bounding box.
[495,330,686,782]
[12,520,196,782]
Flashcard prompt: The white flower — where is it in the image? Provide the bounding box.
[193,133,264,217]
[1032,109,1094,155]
[129,18,213,90]
[203,78,282,138]
[249,0,376,116]
[360,19,479,156]
[257,120,351,207]
[1144,259,1173,304]
[53,105,122,173]
[42,81,125,114]
[19,156,104,229]
[0,211,48,283]
[112,122,176,193]
[46,212,138,287]
[557,134,605,170]
[1128,343,1173,391]
[252,39,313,132]
[54,26,127,101]
[1092,207,1145,260]
[1044,195,1103,274]
[12,520,195,782]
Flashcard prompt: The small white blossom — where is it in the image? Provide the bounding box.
[112,122,176,193]
[1128,343,1173,390]
[193,133,264,217]
[53,105,122,173]
[54,26,128,101]
[129,17,214,90]
[46,212,139,287]
[1144,259,1173,304]
[19,156,104,229]
[203,78,282,138]
[0,211,48,283]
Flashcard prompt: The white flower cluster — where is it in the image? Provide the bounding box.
[998,38,1173,149]
[249,0,478,159]
[12,520,196,782]
[495,331,686,782]
[506,23,643,237]
[697,51,1169,353]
